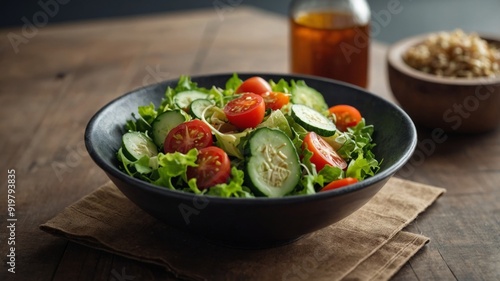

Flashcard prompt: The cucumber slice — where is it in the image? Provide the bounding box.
[173,90,208,109]
[151,110,187,147]
[291,104,336,137]
[189,99,214,119]
[122,132,158,161]
[291,85,328,112]
[245,128,301,197]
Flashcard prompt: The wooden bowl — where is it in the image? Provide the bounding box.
[387,33,500,133]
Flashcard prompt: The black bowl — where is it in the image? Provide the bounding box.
[85,73,416,248]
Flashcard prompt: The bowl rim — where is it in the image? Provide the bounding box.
[85,72,417,205]
[387,31,500,86]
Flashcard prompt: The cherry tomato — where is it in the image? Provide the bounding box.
[164,120,213,154]
[261,91,290,110]
[303,132,347,171]
[320,177,358,192]
[187,146,231,190]
[224,93,265,129]
[329,105,362,132]
[236,76,272,95]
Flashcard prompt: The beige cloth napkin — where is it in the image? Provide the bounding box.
[40,177,445,281]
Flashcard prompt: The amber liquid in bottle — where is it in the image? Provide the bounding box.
[290,11,369,88]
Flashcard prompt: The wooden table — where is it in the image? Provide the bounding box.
[1,6,499,281]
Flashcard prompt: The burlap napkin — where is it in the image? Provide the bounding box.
[40,177,445,281]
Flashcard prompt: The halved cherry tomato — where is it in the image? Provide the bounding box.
[329,105,362,132]
[224,93,265,129]
[261,91,290,110]
[320,177,358,192]
[164,120,213,154]
[303,131,347,171]
[187,146,231,190]
[236,76,271,95]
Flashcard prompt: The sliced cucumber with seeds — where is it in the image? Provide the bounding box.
[151,110,187,147]
[291,104,336,137]
[190,99,214,119]
[173,90,208,109]
[122,131,158,161]
[291,85,328,112]
[245,128,300,198]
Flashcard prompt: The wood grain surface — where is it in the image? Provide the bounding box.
[0,6,498,281]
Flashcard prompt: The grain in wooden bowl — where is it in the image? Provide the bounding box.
[387,30,500,133]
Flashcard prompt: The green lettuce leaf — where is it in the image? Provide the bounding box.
[208,86,226,107]
[175,75,203,92]
[318,165,344,183]
[346,151,380,181]
[269,78,291,94]
[206,167,254,198]
[295,175,317,195]
[138,102,158,124]
[225,73,243,93]
[153,149,198,189]
[257,109,292,138]
[335,119,380,181]
[117,147,199,190]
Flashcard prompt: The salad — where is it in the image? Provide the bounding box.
[117,74,380,198]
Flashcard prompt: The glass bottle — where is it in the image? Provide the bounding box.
[289,0,371,88]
